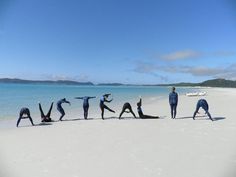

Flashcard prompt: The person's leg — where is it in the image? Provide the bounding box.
[46,102,54,118]
[16,112,23,127]
[100,106,105,120]
[83,106,89,119]
[25,110,34,126]
[59,108,65,121]
[170,104,174,118]
[203,107,213,121]
[173,104,177,118]
[119,109,125,119]
[119,105,126,119]
[206,111,213,121]
[28,116,34,126]
[39,103,45,118]
[17,110,25,127]
[193,105,200,120]
[129,108,136,118]
[103,104,115,113]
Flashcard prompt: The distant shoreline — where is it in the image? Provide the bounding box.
[0,78,236,88]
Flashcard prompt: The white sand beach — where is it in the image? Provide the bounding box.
[0,88,236,177]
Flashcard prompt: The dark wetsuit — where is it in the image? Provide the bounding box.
[75,96,96,119]
[39,102,53,122]
[169,91,178,119]
[100,94,115,119]
[16,107,34,127]
[193,99,213,121]
[137,99,159,119]
[119,102,136,119]
[57,98,70,121]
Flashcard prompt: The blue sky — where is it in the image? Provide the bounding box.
[0,0,236,84]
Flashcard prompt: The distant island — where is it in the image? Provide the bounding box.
[0,78,236,88]
[156,78,236,88]
[0,78,94,86]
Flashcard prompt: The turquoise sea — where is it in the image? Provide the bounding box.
[0,83,199,121]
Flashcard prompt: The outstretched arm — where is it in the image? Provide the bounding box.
[64,100,71,105]
[88,96,96,99]
[104,98,113,103]
[75,97,83,99]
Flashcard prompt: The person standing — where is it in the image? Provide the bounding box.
[75,96,96,119]
[169,87,178,119]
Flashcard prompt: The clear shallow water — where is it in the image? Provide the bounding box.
[0,83,199,120]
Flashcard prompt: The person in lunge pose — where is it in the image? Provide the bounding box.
[99,94,115,120]
[75,96,96,119]
[16,107,34,127]
[57,98,71,121]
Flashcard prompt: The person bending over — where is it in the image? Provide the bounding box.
[16,107,34,127]
[75,96,96,119]
[57,98,71,121]
[193,99,213,121]
[119,102,136,119]
[100,94,115,120]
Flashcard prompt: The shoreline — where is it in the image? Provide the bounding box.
[0,87,232,130]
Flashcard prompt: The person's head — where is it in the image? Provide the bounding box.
[172,87,176,92]
[63,98,66,101]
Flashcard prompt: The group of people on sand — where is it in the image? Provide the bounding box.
[168,87,213,120]
[16,87,213,127]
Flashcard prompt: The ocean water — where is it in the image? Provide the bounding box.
[0,83,199,121]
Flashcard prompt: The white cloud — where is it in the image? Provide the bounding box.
[161,50,202,60]
[132,61,169,81]
[40,74,89,82]
[132,60,236,81]
[158,49,236,61]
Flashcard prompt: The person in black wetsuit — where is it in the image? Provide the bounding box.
[75,96,96,119]
[169,87,178,119]
[137,98,159,119]
[193,99,213,121]
[119,102,136,119]
[100,94,115,120]
[39,102,54,122]
[16,107,34,127]
[57,98,71,121]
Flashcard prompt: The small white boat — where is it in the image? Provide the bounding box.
[186,92,206,97]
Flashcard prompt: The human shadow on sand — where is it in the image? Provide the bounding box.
[176,115,205,120]
[212,117,226,121]
[18,122,52,128]
[36,122,53,126]
[175,116,226,121]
